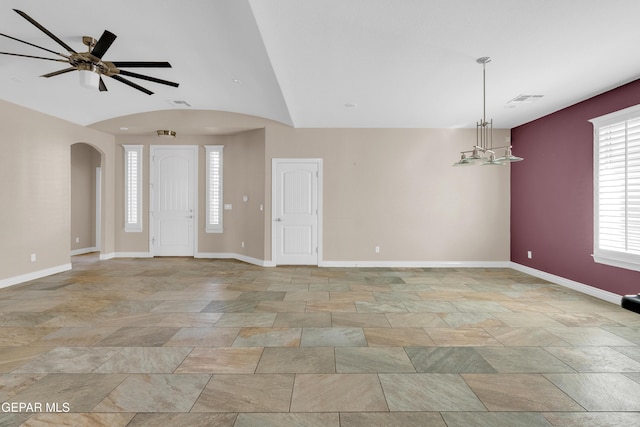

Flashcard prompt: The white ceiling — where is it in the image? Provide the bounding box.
[1,0,640,132]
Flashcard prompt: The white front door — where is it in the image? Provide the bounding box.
[151,146,197,256]
[272,159,321,265]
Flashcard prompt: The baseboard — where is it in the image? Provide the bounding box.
[0,263,73,290]
[100,252,115,261]
[510,262,622,304]
[196,252,275,267]
[319,260,512,268]
[70,247,98,256]
[113,252,153,258]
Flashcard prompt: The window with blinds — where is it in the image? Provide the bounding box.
[591,104,640,271]
[123,145,143,232]
[206,145,224,233]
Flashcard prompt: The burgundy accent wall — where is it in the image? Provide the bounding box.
[511,79,640,296]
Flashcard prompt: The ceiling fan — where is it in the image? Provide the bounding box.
[0,9,179,95]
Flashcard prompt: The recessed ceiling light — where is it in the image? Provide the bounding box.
[119,127,129,131]
[232,79,241,84]
[344,103,358,108]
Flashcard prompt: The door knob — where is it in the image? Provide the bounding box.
[275,218,283,222]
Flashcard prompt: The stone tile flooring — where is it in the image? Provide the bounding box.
[1,255,640,426]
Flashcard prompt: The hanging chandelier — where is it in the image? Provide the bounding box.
[453,57,523,166]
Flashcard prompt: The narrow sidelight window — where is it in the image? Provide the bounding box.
[206,145,224,233]
[123,145,143,232]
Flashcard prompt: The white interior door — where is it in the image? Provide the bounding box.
[273,159,321,265]
[151,146,197,256]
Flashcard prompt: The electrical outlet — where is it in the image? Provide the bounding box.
[241,241,245,248]
[75,237,80,243]
[527,251,532,259]
[30,253,36,262]
[375,246,380,253]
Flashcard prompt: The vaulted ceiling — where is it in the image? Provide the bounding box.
[1,0,640,132]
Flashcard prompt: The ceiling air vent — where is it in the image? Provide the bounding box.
[169,100,192,107]
[505,94,543,109]
[507,94,544,104]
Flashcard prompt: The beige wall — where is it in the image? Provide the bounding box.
[198,129,266,259]
[70,143,101,251]
[0,102,511,285]
[98,110,510,264]
[113,131,266,259]
[265,127,511,263]
[0,100,114,282]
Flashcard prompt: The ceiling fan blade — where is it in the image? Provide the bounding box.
[117,69,179,87]
[13,9,77,54]
[99,76,108,92]
[0,51,68,63]
[41,67,76,78]
[111,61,172,68]
[0,32,69,59]
[91,30,117,59]
[110,74,153,95]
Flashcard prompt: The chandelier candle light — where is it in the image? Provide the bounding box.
[453,57,523,166]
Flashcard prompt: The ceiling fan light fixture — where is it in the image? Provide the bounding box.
[2,9,179,96]
[78,64,99,90]
[157,130,176,138]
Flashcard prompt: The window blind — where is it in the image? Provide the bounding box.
[592,104,640,271]
[123,145,143,232]
[206,145,223,233]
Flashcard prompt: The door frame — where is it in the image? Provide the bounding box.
[271,158,323,266]
[149,145,198,257]
[95,166,102,253]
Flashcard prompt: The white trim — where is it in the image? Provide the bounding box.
[271,158,323,266]
[510,262,622,304]
[113,252,153,258]
[95,166,102,251]
[592,252,640,272]
[319,260,512,268]
[150,145,198,256]
[70,247,98,256]
[95,166,102,253]
[0,263,72,290]
[589,103,640,126]
[196,252,275,267]
[100,252,115,261]
[591,106,640,272]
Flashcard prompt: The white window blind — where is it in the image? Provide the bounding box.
[591,104,640,271]
[206,145,223,233]
[123,145,143,232]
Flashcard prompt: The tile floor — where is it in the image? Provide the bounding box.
[1,255,640,426]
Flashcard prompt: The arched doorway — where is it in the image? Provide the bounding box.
[70,143,102,256]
